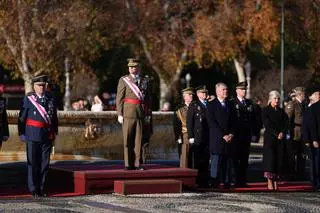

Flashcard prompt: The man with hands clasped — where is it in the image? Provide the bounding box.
[206,83,235,189]
[187,85,210,187]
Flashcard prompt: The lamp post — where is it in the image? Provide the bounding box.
[280,0,285,107]
[185,73,191,88]
[64,57,71,111]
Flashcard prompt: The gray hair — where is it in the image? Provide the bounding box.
[215,82,227,90]
[268,90,280,104]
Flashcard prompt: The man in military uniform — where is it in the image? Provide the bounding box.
[116,58,152,170]
[187,85,210,187]
[173,87,194,168]
[285,87,306,180]
[231,81,258,187]
[0,94,9,150]
[18,74,58,197]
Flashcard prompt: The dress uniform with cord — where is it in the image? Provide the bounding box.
[18,75,58,197]
[116,58,152,170]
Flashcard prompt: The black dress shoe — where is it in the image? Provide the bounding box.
[124,166,135,170]
[135,167,145,170]
[31,191,40,198]
[39,191,48,197]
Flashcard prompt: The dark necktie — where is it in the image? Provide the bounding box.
[241,100,246,106]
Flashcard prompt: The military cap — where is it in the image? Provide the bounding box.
[235,81,248,89]
[181,87,194,95]
[288,89,296,98]
[127,58,140,67]
[32,74,48,84]
[196,85,208,93]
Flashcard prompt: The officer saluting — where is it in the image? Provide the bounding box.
[18,74,58,197]
[0,93,9,150]
[173,87,194,168]
[230,81,258,187]
[116,58,152,170]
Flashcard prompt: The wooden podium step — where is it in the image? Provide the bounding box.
[114,179,182,195]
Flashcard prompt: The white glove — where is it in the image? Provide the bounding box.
[117,115,124,124]
[189,138,195,144]
[19,135,26,142]
[177,139,182,144]
[2,136,9,141]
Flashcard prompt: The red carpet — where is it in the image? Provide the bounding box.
[197,182,314,193]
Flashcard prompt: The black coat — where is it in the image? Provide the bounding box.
[230,98,258,143]
[0,97,9,141]
[187,100,209,147]
[207,98,235,155]
[262,105,289,173]
[302,106,313,143]
[310,101,320,142]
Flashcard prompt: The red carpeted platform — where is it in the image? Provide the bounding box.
[48,164,198,195]
[197,181,314,193]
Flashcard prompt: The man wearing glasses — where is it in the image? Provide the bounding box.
[18,74,58,197]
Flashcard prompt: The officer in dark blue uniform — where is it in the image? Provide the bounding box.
[0,94,9,150]
[230,81,258,187]
[18,74,58,197]
[187,85,210,187]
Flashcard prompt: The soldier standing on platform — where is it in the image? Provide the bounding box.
[18,75,58,197]
[231,81,258,187]
[187,85,210,187]
[173,87,194,168]
[0,94,9,150]
[285,87,306,180]
[116,58,152,170]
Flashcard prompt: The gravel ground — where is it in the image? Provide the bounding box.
[1,192,320,212]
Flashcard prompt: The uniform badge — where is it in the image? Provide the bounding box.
[235,104,239,110]
[247,105,253,112]
[197,106,201,111]
[34,111,37,115]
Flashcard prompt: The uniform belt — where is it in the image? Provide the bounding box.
[123,98,143,105]
[26,119,48,128]
[294,123,302,127]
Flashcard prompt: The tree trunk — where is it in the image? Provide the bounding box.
[159,78,170,110]
[233,58,246,82]
[244,61,252,99]
[64,57,71,111]
[23,73,33,93]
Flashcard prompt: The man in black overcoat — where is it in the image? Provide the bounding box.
[207,82,235,189]
[187,85,210,187]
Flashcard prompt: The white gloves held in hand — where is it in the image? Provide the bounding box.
[117,115,124,124]
[189,138,195,144]
[177,139,182,144]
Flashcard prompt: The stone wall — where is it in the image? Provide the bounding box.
[3,111,177,160]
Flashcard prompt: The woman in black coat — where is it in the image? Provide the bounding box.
[262,90,289,190]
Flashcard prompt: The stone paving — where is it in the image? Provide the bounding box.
[1,192,320,212]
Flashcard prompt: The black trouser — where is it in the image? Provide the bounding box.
[291,140,305,180]
[311,147,320,189]
[189,144,210,187]
[234,142,250,185]
[27,140,52,193]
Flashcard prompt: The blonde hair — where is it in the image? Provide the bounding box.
[268,90,280,105]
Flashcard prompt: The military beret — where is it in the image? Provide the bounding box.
[195,85,208,93]
[127,58,140,67]
[235,81,248,89]
[32,74,48,84]
[181,87,194,95]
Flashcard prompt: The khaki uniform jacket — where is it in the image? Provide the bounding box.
[116,74,151,119]
[285,100,305,141]
[173,104,189,143]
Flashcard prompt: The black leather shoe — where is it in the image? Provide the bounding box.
[39,191,47,197]
[31,191,40,198]
[135,167,145,171]
[124,166,135,170]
